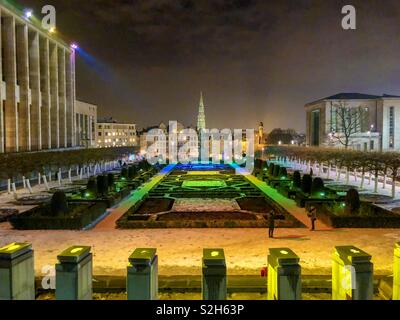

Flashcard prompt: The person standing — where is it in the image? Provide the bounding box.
[308,206,317,231]
[268,210,276,238]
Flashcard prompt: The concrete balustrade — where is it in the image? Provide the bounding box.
[202,248,227,300]
[1,242,400,300]
[55,245,93,300]
[267,248,301,300]
[0,242,35,300]
[332,246,373,300]
[127,248,158,300]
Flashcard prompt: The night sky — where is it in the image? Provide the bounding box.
[15,0,400,132]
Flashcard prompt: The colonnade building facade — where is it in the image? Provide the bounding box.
[0,1,76,153]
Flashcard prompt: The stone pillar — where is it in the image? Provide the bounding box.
[88,115,93,147]
[55,245,92,300]
[49,42,59,149]
[66,50,76,147]
[28,31,41,151]
[0,8,4,153]
[332,246,373,300]
[267,248,301,300]
[65,51,73,147]
[394,243,400,300]
[0,242,35,300]
[16,23,30,152]
[3,16,18,152]
[202,248,227,300]
[58,47,67,148]
[127,248,158,300]
[40,37,51,149]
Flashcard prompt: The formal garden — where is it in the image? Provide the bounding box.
[254,147,400,228]
[117,163,304,228]
[0,148,164,229]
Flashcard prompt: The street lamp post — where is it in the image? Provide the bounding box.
[369,124,374,151]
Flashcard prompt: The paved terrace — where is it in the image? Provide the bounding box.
[0,163,399,278]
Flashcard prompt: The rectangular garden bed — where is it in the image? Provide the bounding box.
[69,187,131,207]
[315,203,400,228]
[9,202,107,230]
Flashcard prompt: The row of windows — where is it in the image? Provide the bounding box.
[98,131,136,137]
[98,125,135,130]
[99,138,135,143]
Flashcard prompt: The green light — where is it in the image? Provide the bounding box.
[320,192,325,197]
[85,192,91,198]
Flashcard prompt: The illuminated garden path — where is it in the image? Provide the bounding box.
[94,164,176,230]
[232,164,330,230]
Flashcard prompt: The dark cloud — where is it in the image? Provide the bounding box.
[16,0,400,131]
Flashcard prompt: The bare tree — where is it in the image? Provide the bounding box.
[327,101,369,149]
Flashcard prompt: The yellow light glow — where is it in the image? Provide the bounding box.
[0,243,21,252]
[211,251,220,257]
[71,247,83,254]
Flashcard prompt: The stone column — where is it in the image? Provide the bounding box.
[66,50,76,147]
[3,16,18,152]
[55,245,92,300]
[332,246,373,300]
[16,23,30,152]
[127,248,158,300]
[28,30,41,150]
[0,242,35,300]
[202,248,227,300]
[58,47,67,148]
[40,37,51,149]
[88,115,93,147]
[65,50,73,147]
[0,8,4,153]
[267,248,301,300]
[394,242,400,300]
[49,42,59,149]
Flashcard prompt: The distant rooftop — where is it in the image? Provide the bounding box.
[97,117,135,125]
[306,92,400,106]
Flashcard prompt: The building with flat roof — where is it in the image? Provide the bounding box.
[305,93,400,151]
[97,117,137,148]
[0,0,76,153]
[75,100,97,148]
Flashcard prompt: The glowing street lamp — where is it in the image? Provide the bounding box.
[49,27,56,34]
[71,43,79,50]
[24,9,33,19]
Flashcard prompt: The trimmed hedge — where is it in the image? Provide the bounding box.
[10,202,107,230]
[316,203,400,228]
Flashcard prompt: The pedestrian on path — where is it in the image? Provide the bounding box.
[268,210,276,238]
[308,206,317,231]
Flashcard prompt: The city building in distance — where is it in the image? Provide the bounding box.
[0,0,76,153]
[75,100,97,148]
[97,117,137,148]
[305,93,400,151]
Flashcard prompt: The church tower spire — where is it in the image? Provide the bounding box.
[197,91,206,131]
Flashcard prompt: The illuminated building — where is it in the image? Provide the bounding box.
[0,0,76,153]
[97,117,137,148]
[305,93,400,151]
[75,100,97,148]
